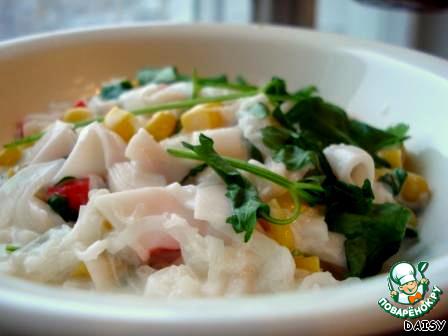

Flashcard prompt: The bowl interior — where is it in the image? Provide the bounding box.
[0,24,447,334]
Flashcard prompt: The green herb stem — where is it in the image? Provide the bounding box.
[260,190,301,225]
[191,69,201,99]
[73,116,104,129]
[131,91,258,116]
[3,132,44,149]
[202,82,258,92]
[168,148,322,192]
[167,147,324,224]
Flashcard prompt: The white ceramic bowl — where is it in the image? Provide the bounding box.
[0,24,447,335]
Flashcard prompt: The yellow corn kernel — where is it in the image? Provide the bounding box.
[0,147,22,166]
[145,111,177,141]
[104,107,136,142]
[275,193,295,212]
[70,262,90,278]
[294,255,320,273]
[264,199,296,250]
[377,147,404,168]
[275,192,310,214]
[268,223,296,250]
[400,172,430,203]
[63,108,92,123]
[180,103,223,132]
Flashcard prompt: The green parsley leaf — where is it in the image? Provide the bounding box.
[181,134,270,241]
[325,180,375,219]
[261,126,317,171]
[226,182,269,242]
[291,85,318,100]
[405,227,418,238]
[283,97,409,166]
[272,145,314,171]
[180,163,208,185]
[322,178,411,277]
[100,79,133,100]
[137,66,180,85]
[263,77,288,102]
[330,203,411,277]
[386,123,410,140]
[247,141,264,162]
[378,168,408,196]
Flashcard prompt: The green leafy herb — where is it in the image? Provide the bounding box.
[261,126,317,171]
[273,145,315,171]
[181,134,270,241]
[263,78,317,104]
[47,194,78,222]
[282,97,409,165]
[330,203,411,277]
[323,178,411,277]
[167,134,325,241]
[272,105,294,130]
[248,102,269,119]
[180,163,208,185]
[137,66,180,85]
[226,182,270,242]
[247,141,264,162]
[291,85,318,100]
[100,79,133,100]
[386,123,409,139]
[5,244,20,253]
[379,168,408,196]
[325,180,375,219]
[263,77,288,102]
[405,227,418,238]
[262,85,412,277]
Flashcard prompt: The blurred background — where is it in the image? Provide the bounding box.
[0,0,447,58]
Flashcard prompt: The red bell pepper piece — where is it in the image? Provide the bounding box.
[148,248,181,270]
[47,177,90,212]
[73,99,87,108]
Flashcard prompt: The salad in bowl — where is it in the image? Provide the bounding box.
[0,66,430,298]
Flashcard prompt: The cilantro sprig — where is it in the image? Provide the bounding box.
[167,134,324,241]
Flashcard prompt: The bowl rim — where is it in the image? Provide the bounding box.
[0,23,447,333]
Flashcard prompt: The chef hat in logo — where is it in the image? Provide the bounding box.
[390,262,417,286]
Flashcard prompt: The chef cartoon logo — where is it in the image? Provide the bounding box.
[378,261,443,319]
